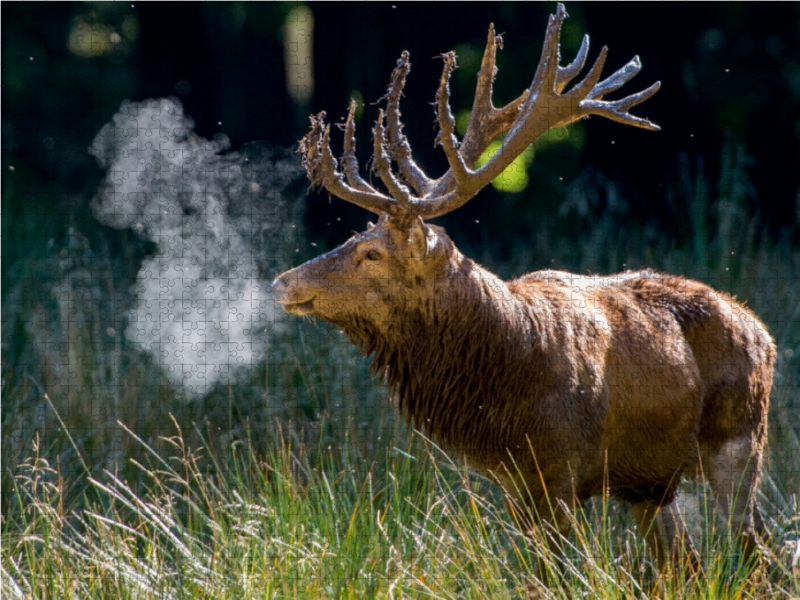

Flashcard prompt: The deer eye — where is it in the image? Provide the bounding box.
[364,250,381,261]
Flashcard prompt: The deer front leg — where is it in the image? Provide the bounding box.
[631,499,700,577]
[503,488,574,592]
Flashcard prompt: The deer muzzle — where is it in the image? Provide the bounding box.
[271,274,317,315]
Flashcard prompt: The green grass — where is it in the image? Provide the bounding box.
[3,413,799,599]
[3,141,800,598]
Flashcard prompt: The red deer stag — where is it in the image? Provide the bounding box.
[272,4,774,571]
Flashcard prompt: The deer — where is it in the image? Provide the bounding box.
[272,4,775,576]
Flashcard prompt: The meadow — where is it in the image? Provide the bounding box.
[2,141,800,599]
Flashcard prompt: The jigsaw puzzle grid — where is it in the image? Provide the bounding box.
[3,3,800,596]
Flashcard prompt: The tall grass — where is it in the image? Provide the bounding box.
[3,415,799,598]
[3,141,800,597]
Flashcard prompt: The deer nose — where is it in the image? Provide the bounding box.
[271,276,290,303]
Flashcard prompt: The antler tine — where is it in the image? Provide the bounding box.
[569,45,609,102]
[297,111,327,190]
[372,108,415,210]
[455,24,527,168]
[434,51,471,189]
[339,100,380,194]
[556,34,589,93]
[298,112,398,215]
[521,4,567,119]
[576,56,662,131]
[581,81,662,130]
[382,51,436,197]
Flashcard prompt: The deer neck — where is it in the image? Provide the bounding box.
[359,253,544,455]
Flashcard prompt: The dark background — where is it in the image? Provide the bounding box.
[4,1,800,286]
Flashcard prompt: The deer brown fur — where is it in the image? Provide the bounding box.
[272,4,775,572]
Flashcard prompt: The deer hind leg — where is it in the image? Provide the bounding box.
[701,435,766,562]
[631,499,699,574]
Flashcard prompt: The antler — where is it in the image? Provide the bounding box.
[298,3,660,219]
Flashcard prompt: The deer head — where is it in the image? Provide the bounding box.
[272,3,660,333]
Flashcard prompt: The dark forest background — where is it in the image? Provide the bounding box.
[5,2,800,266]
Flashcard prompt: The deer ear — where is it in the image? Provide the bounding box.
[409,216,435,259]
